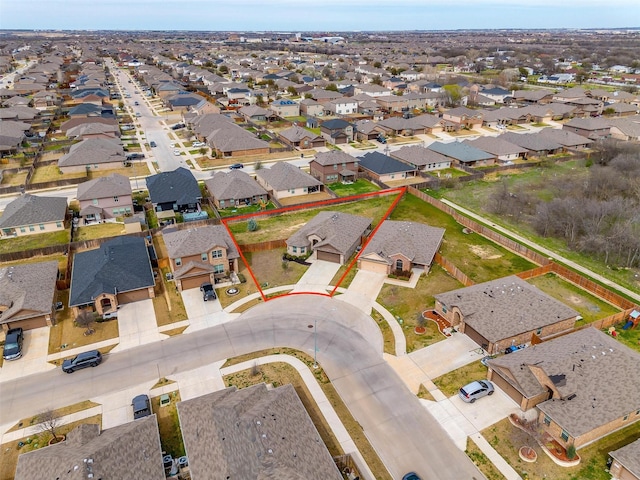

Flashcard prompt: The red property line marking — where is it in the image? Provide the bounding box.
[221,186,407,302]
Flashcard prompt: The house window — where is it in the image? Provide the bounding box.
[20,227,25,233]
[113,196,119,202]
[636,409,640,415]
[39,224,45,230]
[220,200,225,207]
[300,247,305,253]
[624,414,629,421]
[56,222,62,228]
[201,253,208,261]
[212,250,223,259]
[561,430,569,442]
[333,164,338,170]
[395,259,403,271]
[29,225,35,232]
[536,328,542,335]
[125,207,131,213]
[543,414,551,426]
[92,199,98,205]
[213,264,224,274]
[293,246,297,253]
[175,258,182,266]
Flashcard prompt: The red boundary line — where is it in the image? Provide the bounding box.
[221,186,407,302]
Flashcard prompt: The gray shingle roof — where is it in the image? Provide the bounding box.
[256,161,322,191]
[69,236,155,306]
[205,170,267,203]
[58,137,125,168]
[428,141,496,163]
[0,261,58,326]
[15,415,165,480]
[177,383,342,480]
[463,136,529,157]
[609,437,640,478]
[391,145,451,167]
[501,132,563,152]
[146,167,201,206]
[362,220,444,267]
[490,328,640,438]
[77,173,131,201]
[359,151,417,175]
[278,125,321,143]
[162,224,239,259]
[0,194,67,229]
[434,276,579,343]
[311,150,358,167]
[537,127,594,147]
[287,211,371,254]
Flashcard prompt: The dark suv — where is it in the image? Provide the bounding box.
[3,328,24,361]
[62,350,102,373]
[200,282,217,301]
[132,394,152,419]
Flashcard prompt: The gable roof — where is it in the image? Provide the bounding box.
[205,170,268,202]
[609,438,640,478]
[428,141,496,163]
[321,118,352,130]
[434,275,579,343]
[162,225,240,259]
[278,125,322,143]
[311,150,358,167]
[58,138,125,167]
[287,211,371,254]
[537,127,594,147]
[0,194,67,229]
[77,174,132,201]
[501,132,563,152]
[256,161,322,191]
[69,236,155,306]
[0,261,58,326]
[146,167,201,206]
[391,145,451,167]
[463,136,529,157]
[359,151,417,175]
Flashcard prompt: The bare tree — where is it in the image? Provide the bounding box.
[75,310,97,336]
[37,409,63,443]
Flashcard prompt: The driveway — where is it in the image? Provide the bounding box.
[0,327,55,381]
[409,332,485,379]
[291,259,340,294]
[338,270,387,313]
[111,299,166,352]
[181,287,238,332]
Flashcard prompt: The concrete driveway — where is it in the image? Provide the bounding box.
[409,332,485,379]
[181,287,238,332]
[291,260,340,294]
[338,270,387,313]
[0,327,55,381]
[111,299,166,352]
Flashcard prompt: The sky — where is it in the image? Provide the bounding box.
[0,0,639,31]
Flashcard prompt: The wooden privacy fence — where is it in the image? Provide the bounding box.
[434,252,474,287]
[240,239,286,253]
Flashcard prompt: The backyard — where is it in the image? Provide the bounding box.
[327,179,380,197]
[73,223,125,242]
[0,230,69,254]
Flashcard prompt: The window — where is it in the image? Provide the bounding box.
[92,198,98,205]
[624,414,629,421]
[39,224,45,230]
[636,409,640,415]
[213,264,224,274]
[333,164,338,170]
[175,258,182,266]
[29,225,35,232]
[395,259,403,271]
[20,227,25,233]
[300,247,305,253]
[56,222,62,228]
[536,328,542,335]
[220,200,225,207]
[201,253,208,261]
[293,246,297,253]
[561,430,569,442]
[543,415,551,426]
[212,250,223,259]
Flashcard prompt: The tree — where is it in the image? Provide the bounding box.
[247,218,258,232]
[325,83,338,92]
[443,84,462,106]
[75,310,97,336]
[37,409,63,443]
[371,76,383,86]
[373,61,382,68]
[286,86,298,96]
[254,160,263,170]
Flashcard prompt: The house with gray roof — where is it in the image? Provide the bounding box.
[15,416,164,480]
[177,383,343,480]
[537,128,594,149]
[162,225,240,290]
[0,194,67,239]
[391,145,451,171]
[434,275,580,355]
[69,236,155,317]
[286,211,371,264]
[58,137,126,174]
[608,116,640,141]
[500,132,564,156]
[310,150,359,184]
[77,173,133,223]
[277,125,325,149]
[147,167,202,217]
[358,151,418,183]
[609,437,640,480]
[359,220,445,275]
[0,260,59,331]
[204,170,268,210]
[487,328,640,450]
[463,136,529,163]
[427,141,496,167]
[0,120,30,152]
[256,161,323,201]
[563,117,612,139]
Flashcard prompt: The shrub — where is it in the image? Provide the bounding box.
[566,444,577,460]
[247,218,258,232]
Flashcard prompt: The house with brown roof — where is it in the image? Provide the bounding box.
[0,260,59,331]
[177,383,343,480]
[286,211,371,264]
[563,117,612,139]
[256,161,323,201]
[204,170,268,210]
[463,137,529,163]
[359,220,445,274]
[310,150,359,184]
[77,173,133,224]
[441,106,484,131]
[14,416,165,480]
[0,194,67,239]
[487,328,640,450]
[299,97,324,117]
[278,125,325,149]
[58,137,126,174]
[609,437,640,480]
[391,145,452,172]
[162,225,240,290]
[434,275,580,354]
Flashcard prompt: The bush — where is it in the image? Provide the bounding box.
[247,218,258,232]
[566,444,577,460]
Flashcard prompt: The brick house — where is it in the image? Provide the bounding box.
[77,173,133,224]
[309,151,359,184]
[256,161,323,201]
[204,170,268,210]
[320,118,354,145]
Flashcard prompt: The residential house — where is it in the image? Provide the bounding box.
[488,328,640,450]
[162,225,240,290]
[166,92,204,112]
[320,118,354,144]
[177,383,343,480]
[0,261,59,331]
[147,167,202,218]
[269,99,300,117]
[15,416,165,480]
[391,145,452,172]
[537,128,594,149]
[0,120,29,152]
[299,98,324,117]
[308,89,343,104]
[511,90,555,105]
[204,170,269,209]
[609,438,640,480]
[69,236,156,317]
[256,161,323,201]
[190,114,270,157]
[0,194,67,239]
[238,105,271,122]
[434,275,580,355]
[310,150,359,184]
[608,117,640,141]
[66,122,120,140]
[278,125,325,149]
[353,119,388,141]
[60,117,118,136]
[427,141,496,168]
[500,132,564,157]
[58,137,126,174]
[563,117,612,139]
[463,137,529,164]
[353,84,392,97]
[325,97,358,115]
[358,151,418,183]
[441,107,484,131]
[286,211,371,264]
[358,221,445,275]
[76,173,133,224]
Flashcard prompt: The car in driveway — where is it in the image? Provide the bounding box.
[132,394,152,419]
[3,328,24,361]
[402,473,421,480]
[200,282,217,301]
[229,163,244,170]
[173,149,181,156]
[62,350,102,373]
[459,380,494,403]
[149,141,157,147]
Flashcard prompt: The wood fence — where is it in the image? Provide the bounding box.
[241,239,287,252]
[434,252,474,286]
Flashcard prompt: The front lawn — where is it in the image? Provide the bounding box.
[154,269,188,326]
[151,391,185,458]
[328,179,381,197]
[0,230,70,254]
[48,313,119,358]
[432,360,488,397]
[243,250,308,291]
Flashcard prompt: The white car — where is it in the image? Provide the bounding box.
[192,141,205,147]
[173,149,181,156]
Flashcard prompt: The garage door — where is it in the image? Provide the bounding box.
[463,324,489,351]
[490,370,524,407]
[181,274,211,290]
[11,316,47,331]
[316,250,341,263]
[359,259,388,274]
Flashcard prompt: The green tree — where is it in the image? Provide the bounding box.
[247,218,258,232]
[326,83,339,92]
[443,84,462,106]
[373,61,382,68]
[371,76,383,86]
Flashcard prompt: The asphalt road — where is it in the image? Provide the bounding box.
[0,295,483,480]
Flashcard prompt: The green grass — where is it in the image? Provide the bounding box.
[327,179,381,197]
[465,437,507,480]
[0,230,70,254]
[217,202,276,218]
[432,360,489,397]
[74,223,125,241]
[151,391,185,458]
[612,324,640,354]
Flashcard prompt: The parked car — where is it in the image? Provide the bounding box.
[3,328,24,361]
[173,149,181,156]
[229,163,244,170]
[132,394,152,419]
[458,380,494,403]
[377,135,387,144]
[102,310,118,320]
[62,350,102,373]
[200,282,217,301]
[192,141,205,147]
[171,123,185,130]
[149,141,157,147]
[134,101,139,106]
[505,344,526,354]
[402,473,421,480]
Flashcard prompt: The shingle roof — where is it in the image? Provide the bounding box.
[434,275,579,343]
[205,170,268,203]
[278,125,321,143]
[0,194,67,229]
[609,437,640,478]
[428,141,496,163]
[256,161,322,191]
[311,150,358,167]
[58,137,125,167]
[321,118,352,130]
[463,136,529,157]
[15,415,165,480]
[77,173,131,201]
[361,220,444,267]
[500,132,563,152]
[162,225,239,259]
[69,236,155,306]
[391,145,451,167]
[0,261,58,326]
[177,383,342,480]
[359,151,417,175]
[287,211,371,254]
[537,127,594,147]
[490,328,640,438]
[146,167,201,206]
